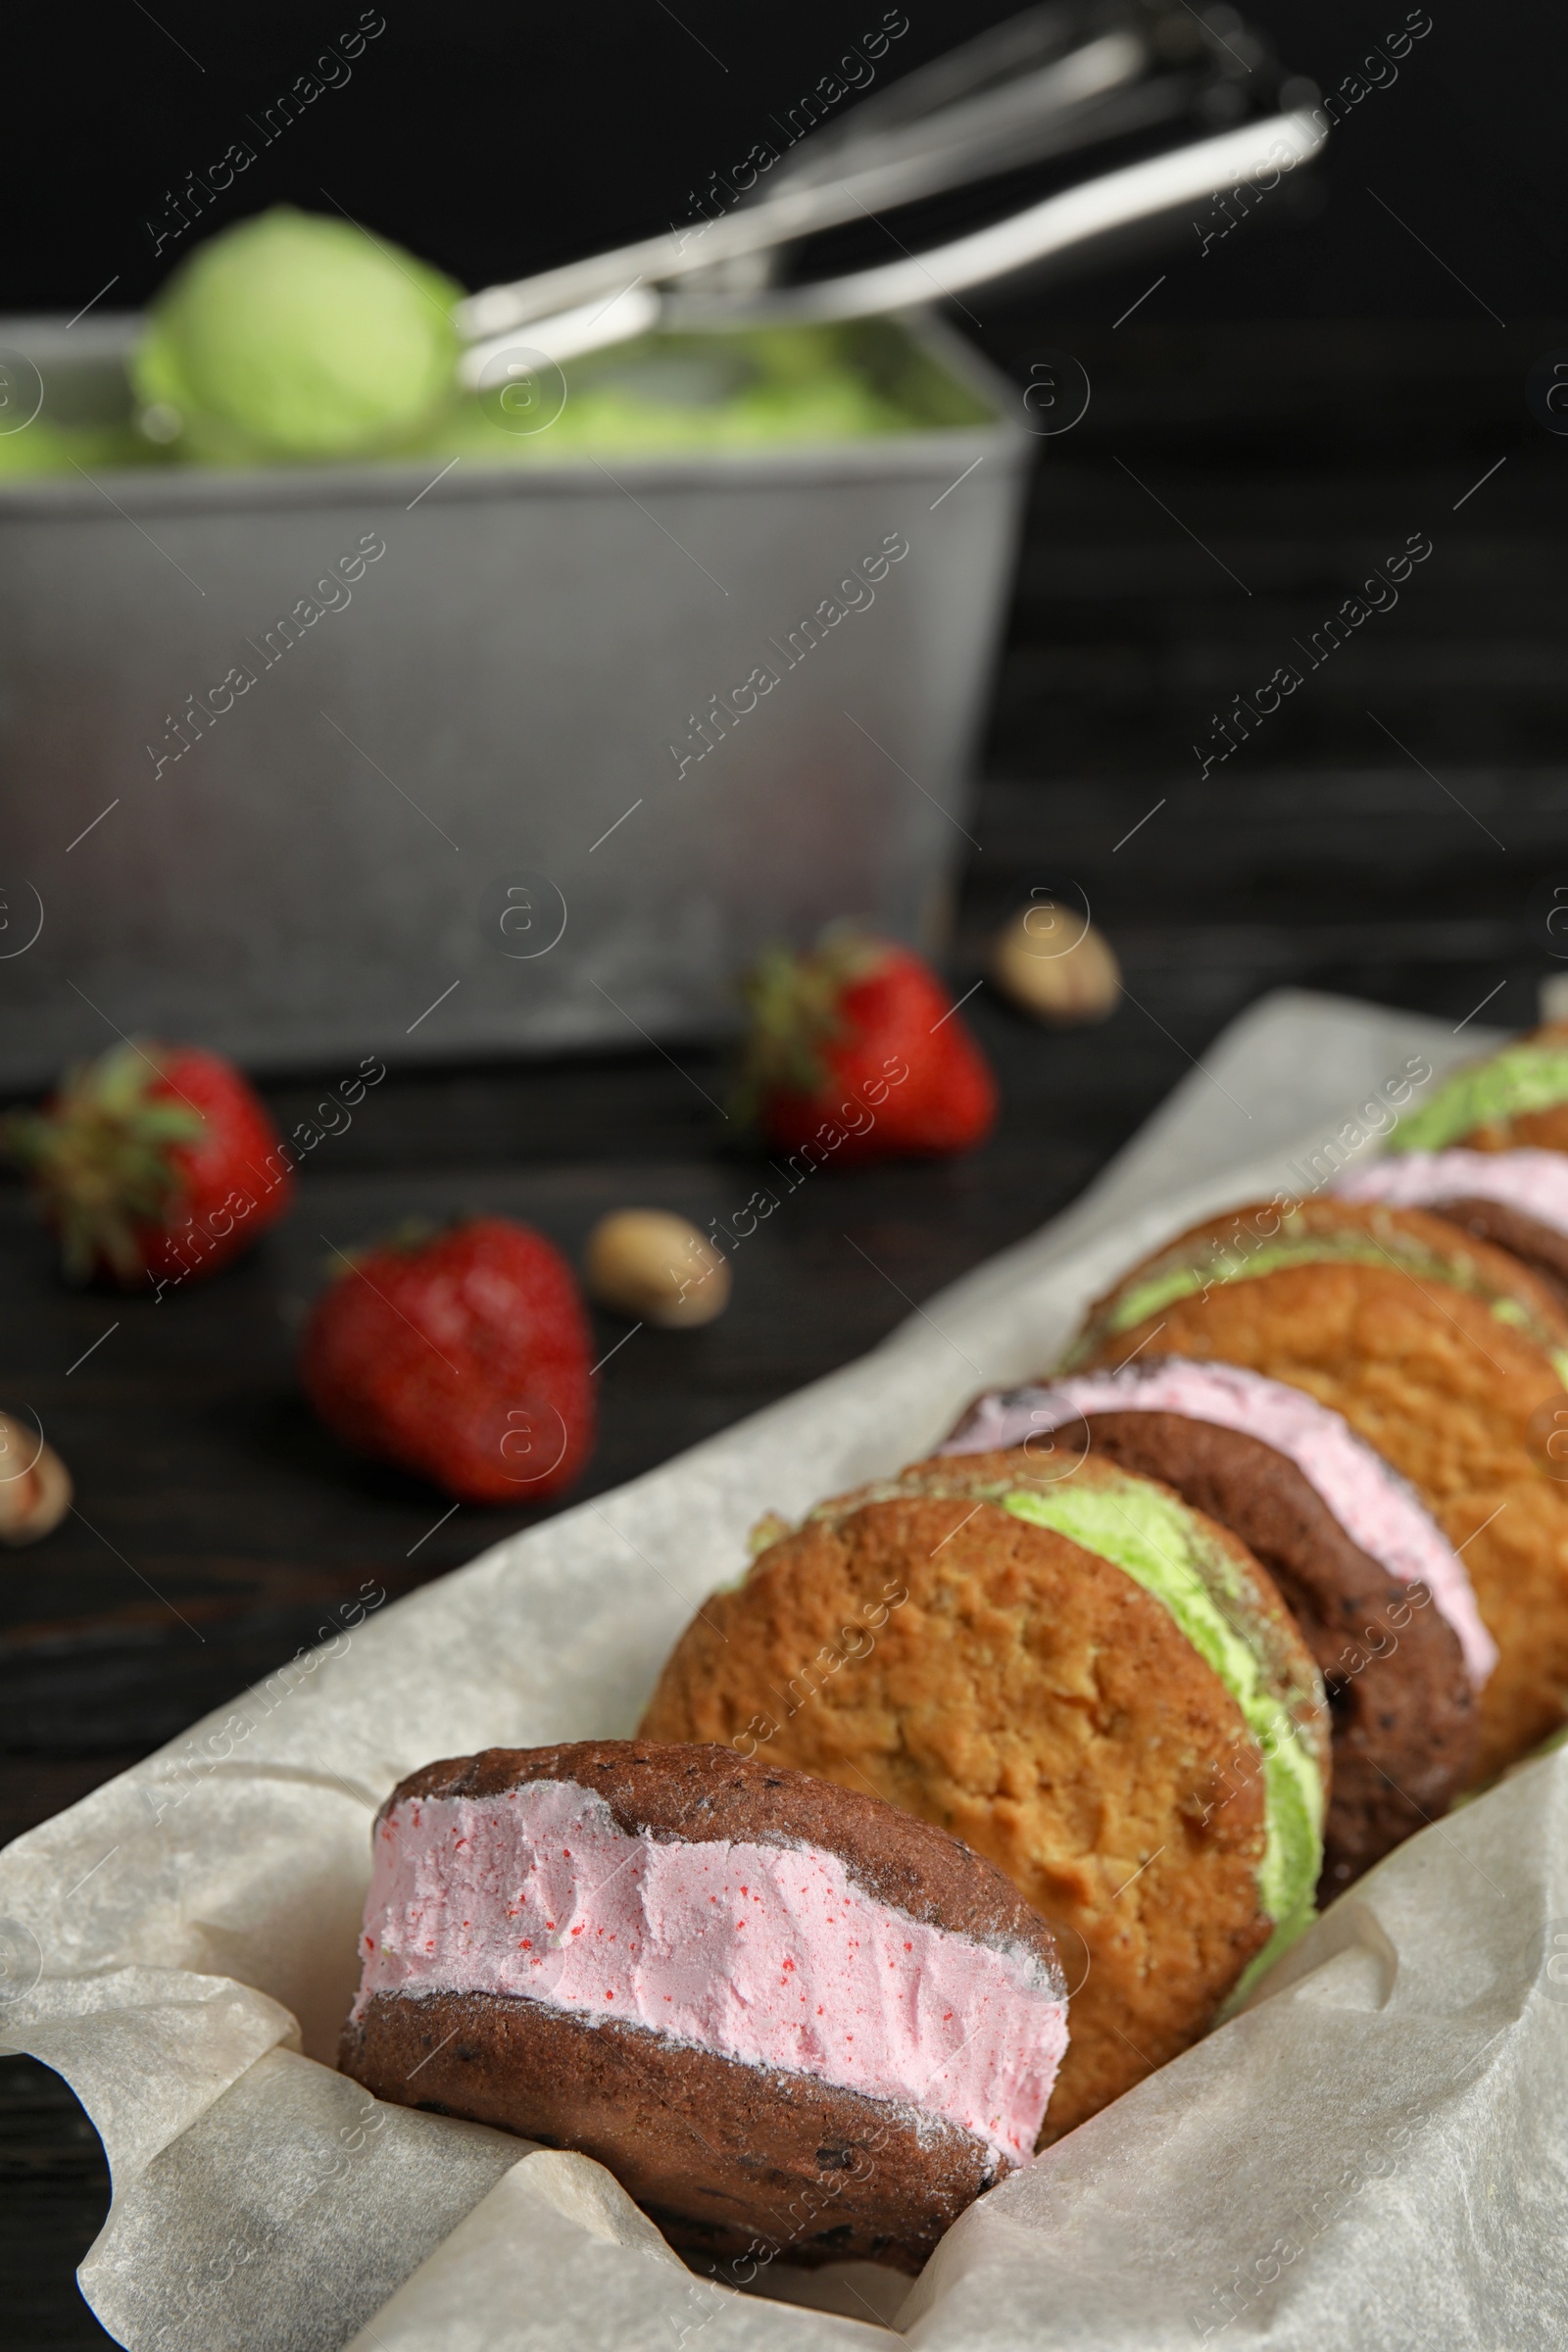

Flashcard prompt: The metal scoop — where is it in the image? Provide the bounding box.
[457,0,1325,381]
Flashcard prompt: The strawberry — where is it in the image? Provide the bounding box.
[5,1040,293,1287]
[735,927,998,1164]
[301,1215,594,1505]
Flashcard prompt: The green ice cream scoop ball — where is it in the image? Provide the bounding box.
[133,207,464,463]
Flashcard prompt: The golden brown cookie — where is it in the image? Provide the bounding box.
[1487,1104,1568,1152]
[952,1396,1474,1892]
[943,1370,1483,1893]
[640,1452,1329,2140]
[1066,1195,1568,1781]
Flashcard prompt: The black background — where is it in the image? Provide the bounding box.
[6,4,1568,2343]
[2,1,1564,325]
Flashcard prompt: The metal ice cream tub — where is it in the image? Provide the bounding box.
[0,313,1029,1086]
[0,0,1324,1086]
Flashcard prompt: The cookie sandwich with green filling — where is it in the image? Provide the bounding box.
[1063,1194,1568,1782]
[942,1357,1486,1894]
[640,1449,1329,2140]
[1385,1021,1568,1157]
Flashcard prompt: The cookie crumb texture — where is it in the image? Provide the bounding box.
[640,1497,1272,2139]
[1081,1208,1568,1783]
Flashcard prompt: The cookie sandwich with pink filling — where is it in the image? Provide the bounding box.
[339,1738,1069,2274]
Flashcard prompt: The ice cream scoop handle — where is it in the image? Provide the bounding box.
[665,106,1328,330]
[461,105,1326,378]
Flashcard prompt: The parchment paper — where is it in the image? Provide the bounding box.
[4,987,1552,2352]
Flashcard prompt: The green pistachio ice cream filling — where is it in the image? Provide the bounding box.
[3,211,991,479]
[999,1478,1324,1956]
[133,208,465,463]
[1071,1215,1568,1382]
[1390,1045,1568,1151]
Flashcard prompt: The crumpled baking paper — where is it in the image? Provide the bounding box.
[4,987,1552,2352]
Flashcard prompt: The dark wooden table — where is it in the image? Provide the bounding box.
[6,317,1565,2346]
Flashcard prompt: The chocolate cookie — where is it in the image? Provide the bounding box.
[338,1739,1067,2275]
[640,1453,1329,2141]
[1065,1195,1568,1780]
[943,1363,1481,1894]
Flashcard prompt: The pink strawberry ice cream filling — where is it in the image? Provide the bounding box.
[352,1780,1066,2164]
[942,1358,1497,1687]
[1335,1147,1568,1234]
